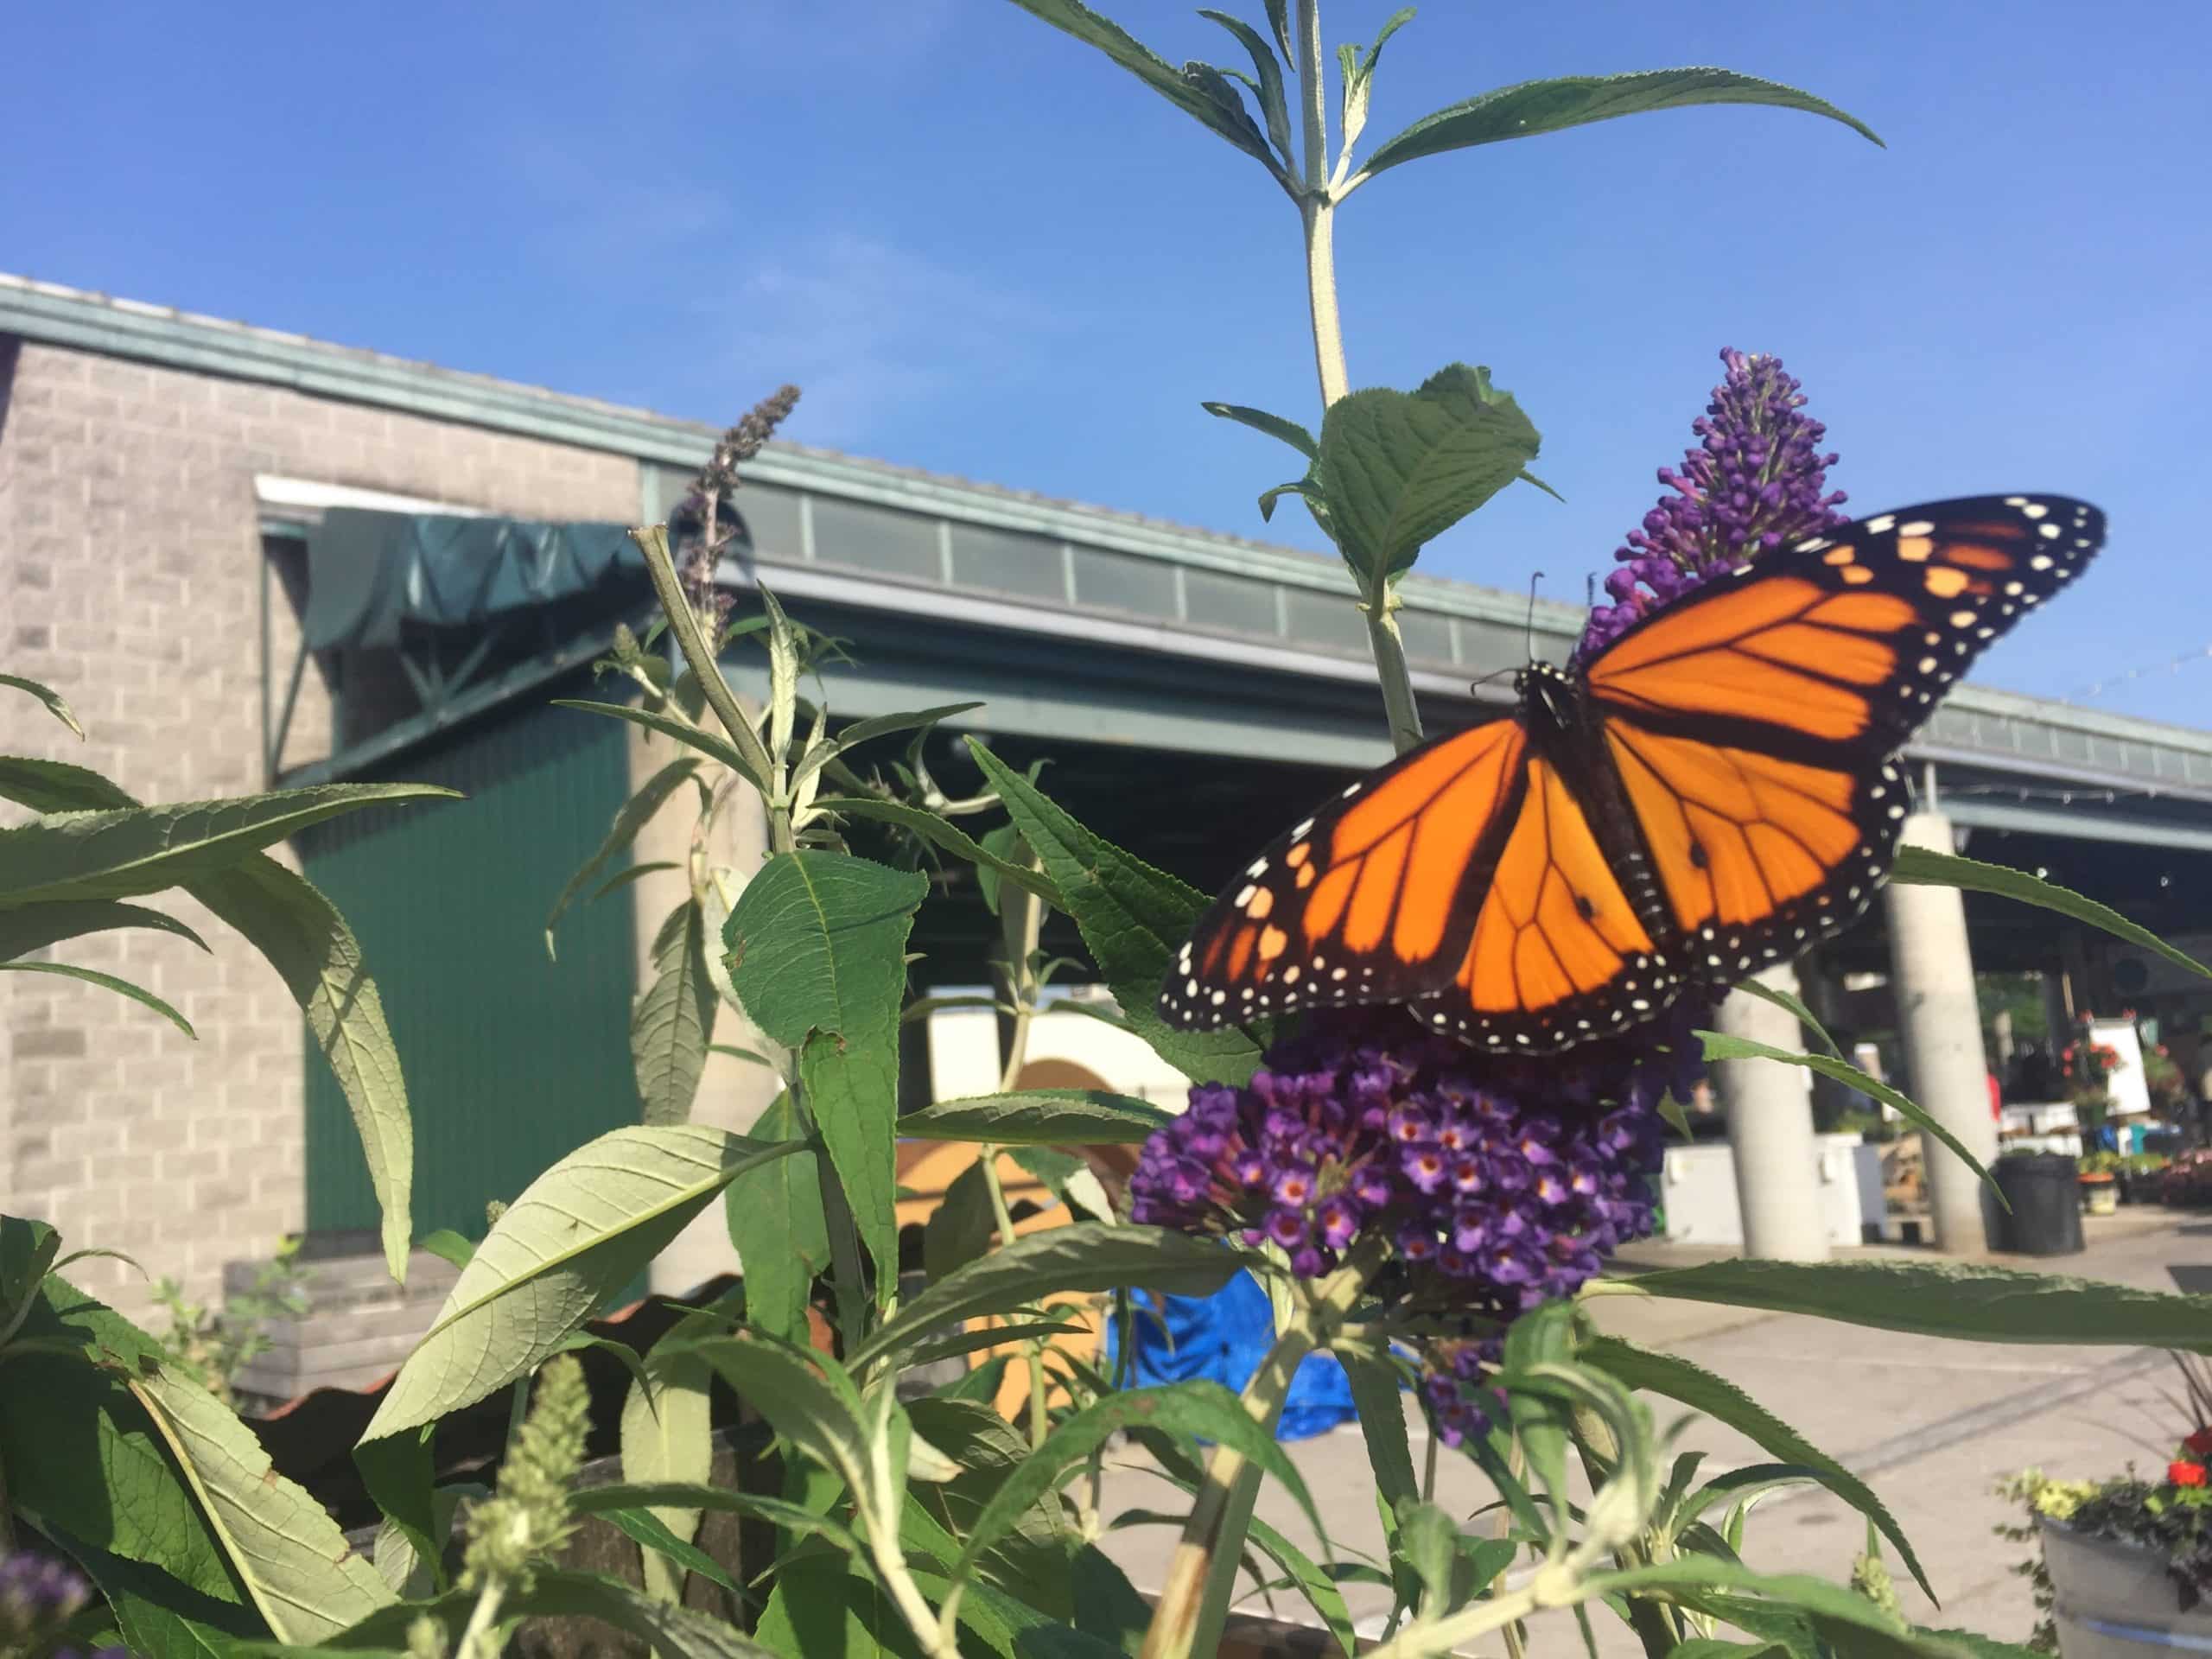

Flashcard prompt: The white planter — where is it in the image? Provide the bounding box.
[2043,1516,2212,1656]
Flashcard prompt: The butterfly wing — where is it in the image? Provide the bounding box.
[1158,717,1531,1027]
[1414,752,1669,1051]
[1585,493,2103,987]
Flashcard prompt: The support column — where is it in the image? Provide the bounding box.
[1718,961,1831,1261]
[1884,812,1999,1255]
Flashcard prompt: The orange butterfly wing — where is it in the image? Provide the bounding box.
[1161,495,2103,1052]
[1159,718,1529,1025]
[1582,493,2103,991]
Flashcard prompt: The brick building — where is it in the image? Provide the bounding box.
[13,272,2212,1375]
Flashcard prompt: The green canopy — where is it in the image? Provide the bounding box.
[303,508,644,651]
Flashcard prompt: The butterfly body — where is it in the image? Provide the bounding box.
[1160,495,2104,1054]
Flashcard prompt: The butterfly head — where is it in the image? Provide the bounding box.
[1515,660,1576,731]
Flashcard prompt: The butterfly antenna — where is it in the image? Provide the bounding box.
[1526,572,1545,661]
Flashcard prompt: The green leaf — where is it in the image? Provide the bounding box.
[623,1315,718,1604]
[1910,1630,2043,1659]
[1,671,85,736]
[957,1381,1323,1582]
[546,757,700,956]
[898,1089,1170,1146]
[831,701,987,753]
[1731,976,1843,1059]
[0,783,456,909]
[36,1526,264,1659]
[1698,1030,1993,1195]
[899,1319,1084,1372]
[813,797,1063,906]
[1256,477,1325,526]
[968,740,1262,1084]
[569,1481,862,1557]
[360,1128,798,1441]
[1116,1503,1354,1655]
[687,1337,874,1500]
[2,1285,244,1619]
[351,1428,440,1596]
[189,857,421,1283]
[1396,1500,1459,1616]
[416,1230,474,1271]
[905,1395,1076,1617]
[1314,362,1541,587]
[1197,12,1292,164]
[550,699,769,795]
[597,1504,745,1603]
[0,899,209,962]
[848,1222,1247,1372]
[510,1568,779,1656]
[1201,402,1318,460]
[1339,1349,1418,1512]
[726,1096,830,1343]
[924,1160,1001,1285]
[1611,1255,2212,1351]
[588,861,683,905]
[1892,844,2212,982]
[634,903,715,1127]
[125,1365,397,1643]
[0,1216,60,1334]
[724,852,928,1299]
[1583,1334,1932,1599]
[0,741,430,1283]
[1582,1560,1961,1658]
[1352,67,1883,184]
[1004,1,1285,177]
[0,960,195,1037]
[1500,1303,1575,1509]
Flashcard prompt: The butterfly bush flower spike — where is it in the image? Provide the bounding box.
[0,1548,123,1657]
[1580,346,1850,658]
[1131,1007,1702,1440]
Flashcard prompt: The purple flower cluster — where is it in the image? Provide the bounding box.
[1128,1009,1700,1311]
[1421,1337,1509,1448]
[0,1548,121,1656]
[1579,347,1849,658]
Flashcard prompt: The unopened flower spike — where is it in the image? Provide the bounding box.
[1579,346,1849,658]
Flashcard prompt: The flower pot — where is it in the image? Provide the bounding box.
[2079,1173,2119,1216]
[2042,1516,2212,1656]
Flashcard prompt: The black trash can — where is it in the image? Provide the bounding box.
[1994,1153,2086,1255]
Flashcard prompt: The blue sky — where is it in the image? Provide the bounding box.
[9,2,2206,718]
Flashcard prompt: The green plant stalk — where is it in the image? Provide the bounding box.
[987,861,1056,1447]
[1288,1,1424,754]
[1571,1406,1678,1656]
[454,1575,508,1659]
[1141,1237,1384,1659]
[636,523,871,1338]
[630,527,779,814]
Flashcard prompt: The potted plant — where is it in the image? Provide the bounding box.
[2006,1357,2212,1651]
[2078,1151,2121,1216]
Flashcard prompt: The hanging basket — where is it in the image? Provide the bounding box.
[2042,1516,2212,1656]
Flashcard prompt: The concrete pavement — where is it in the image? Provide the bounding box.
[1093,1206,2208,1654]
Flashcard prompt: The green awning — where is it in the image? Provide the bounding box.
[303,508,644,650]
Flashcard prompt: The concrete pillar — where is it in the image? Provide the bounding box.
[632,715,785,1298]
[1717,961,1832,1262]
[1883,813,2000,1255]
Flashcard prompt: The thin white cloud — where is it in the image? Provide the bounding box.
[708,228,1062,446]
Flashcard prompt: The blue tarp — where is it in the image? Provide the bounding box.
[1105,1269,1357,1440]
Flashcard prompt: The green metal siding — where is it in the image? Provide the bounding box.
[298,691,638,1243]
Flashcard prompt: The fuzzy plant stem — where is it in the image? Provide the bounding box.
[1140,1237,1384,1659]
[1290,1,1424,753]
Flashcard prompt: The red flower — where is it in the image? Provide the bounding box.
[2171,1461,2208,1488]
[2186,1428,2212,1459]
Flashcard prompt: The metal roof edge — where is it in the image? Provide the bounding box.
[5,272,2201,752]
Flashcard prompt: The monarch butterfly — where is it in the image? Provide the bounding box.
[1159,494,2104,1054]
